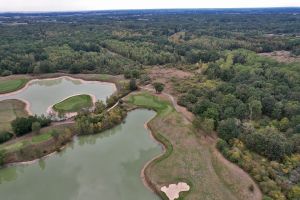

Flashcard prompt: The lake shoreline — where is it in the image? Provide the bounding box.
[0,75,116,116]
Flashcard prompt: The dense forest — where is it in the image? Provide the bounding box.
[0,8,299,200]
[0,9,299,76]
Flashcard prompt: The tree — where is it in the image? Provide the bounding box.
[243,131,293,161]
[129,78,138,91]
[218,118,241,142]
[32,122,41,134]
[11,117,33,136]
[0,150,5,166]
[153,82,165,93]
[249,100,262,120]
[288,186,300,200]
[94,100,106,114]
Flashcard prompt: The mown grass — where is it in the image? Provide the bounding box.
[0,79,28,94]
[53,94,93,113]
[127,92,174,116]
[0,99,28,132]
[126,92,256,200]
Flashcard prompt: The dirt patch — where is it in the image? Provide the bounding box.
[259,51,300,63]
[148,66,193,80]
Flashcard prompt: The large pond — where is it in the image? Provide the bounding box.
[0,76,116,116]
[0,110,162,200]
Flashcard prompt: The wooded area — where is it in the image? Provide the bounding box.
[0,8,299,199]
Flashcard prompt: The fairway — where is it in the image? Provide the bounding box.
[0,99,28,131]
[126,92,259,200]
[0,79,28,94]
[53,94,93,113]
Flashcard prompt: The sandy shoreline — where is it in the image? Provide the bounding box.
[46,93,97,119]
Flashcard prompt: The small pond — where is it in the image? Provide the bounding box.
[0,110,162,200]
[0,76,116,116]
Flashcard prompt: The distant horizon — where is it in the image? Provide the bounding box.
[0,7,299,14]
[0,0,299,12]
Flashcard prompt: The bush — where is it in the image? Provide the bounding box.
[11,116,51,136]
[129,78,138,91]
[0,150,5,165]
[1,70,12,76]
[0,131,13,144]
[153,82,165,93]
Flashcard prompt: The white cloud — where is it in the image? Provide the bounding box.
[0,0,299,12]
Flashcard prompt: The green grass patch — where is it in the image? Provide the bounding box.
[0,79,28,94]
[127,92,174,116]
[31,132,52,143]
[53,94,93,113]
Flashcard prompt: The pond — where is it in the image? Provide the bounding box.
[0,76,116,116]
[0,109,162,200]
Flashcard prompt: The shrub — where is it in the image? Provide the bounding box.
[0,150,5,165]
[0,131,13,144]
[1,70,12,76]
[11,116,51,136]
[129,78,138,91]
[153,82,165,93]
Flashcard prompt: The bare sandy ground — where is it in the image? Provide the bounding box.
[161,182,190,200]
[259,50,300,63]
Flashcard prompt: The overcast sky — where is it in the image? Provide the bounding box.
[0,0,299,12]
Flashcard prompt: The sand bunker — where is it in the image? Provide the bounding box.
[161,182,190,200]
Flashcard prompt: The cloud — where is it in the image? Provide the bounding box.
[0,0,299,12]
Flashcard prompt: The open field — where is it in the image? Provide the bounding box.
[0,99,28,132]
[53,94,93,113]
[0,79,28,94]
[126,92,261,200]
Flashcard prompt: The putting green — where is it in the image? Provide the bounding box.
[53,94,93,113]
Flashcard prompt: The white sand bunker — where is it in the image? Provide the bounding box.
[161,182,190,200]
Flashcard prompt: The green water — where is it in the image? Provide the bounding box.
[0,77,116,116]
[0,110,162,200]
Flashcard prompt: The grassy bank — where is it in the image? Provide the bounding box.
[53,94,93,113]
[0,99,28,132]
[126,92,259,200]
[0,79,28,94]
[0,123,75,164]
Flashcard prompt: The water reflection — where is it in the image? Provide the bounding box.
[0,110,161,200]
[0,77,116,116]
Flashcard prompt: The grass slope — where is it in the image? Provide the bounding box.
[0,99,28,132]
[53,94,93,113]
[127,92,258,200]
[0,79,28,94]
